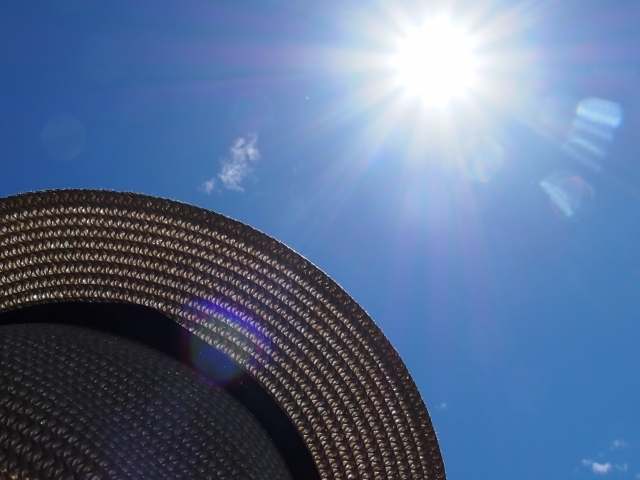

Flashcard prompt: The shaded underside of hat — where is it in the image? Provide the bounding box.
[0,189,446,480]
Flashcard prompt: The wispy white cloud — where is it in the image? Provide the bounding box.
[583,459,613,475]
[610,440,629,450]
[592,462,612,475]
[200,134,261,194]
[219,134,260,191]
[615,464,628,473]
[435,402,447,410]
[200,177,217,194]
[580,438,632,477]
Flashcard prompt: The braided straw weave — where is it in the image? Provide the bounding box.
[0,189,446,480]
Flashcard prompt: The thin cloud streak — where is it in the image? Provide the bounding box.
[583,459,613,475]
[201,133,260,194]
[201,177,216,194]
[219,134,260,191]
[592,462,612,475]
[610,440,628,450]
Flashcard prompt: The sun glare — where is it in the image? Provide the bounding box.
[393,16,477,106]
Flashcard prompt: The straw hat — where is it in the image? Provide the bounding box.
[0,189,446,479]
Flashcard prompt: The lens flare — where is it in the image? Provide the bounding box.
[181,298,271,386]
[393,16,477,106]
[563,97,623,170]
[540,172,594,219]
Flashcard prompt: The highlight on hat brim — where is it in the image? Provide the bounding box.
[0,189,446,480]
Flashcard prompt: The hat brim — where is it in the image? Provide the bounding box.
[0,189,446,480]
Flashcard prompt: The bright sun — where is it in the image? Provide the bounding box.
[393,16,477,106]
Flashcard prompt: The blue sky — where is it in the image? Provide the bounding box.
[2,1,640,479]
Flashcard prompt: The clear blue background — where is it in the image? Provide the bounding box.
[2,1,640,479]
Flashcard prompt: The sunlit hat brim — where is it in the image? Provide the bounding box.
[0,189,445,480]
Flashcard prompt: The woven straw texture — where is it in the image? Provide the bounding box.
[0,189,446,480]
[0,323,293,480]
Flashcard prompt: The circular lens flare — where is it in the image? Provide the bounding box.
[393,16,477,106]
